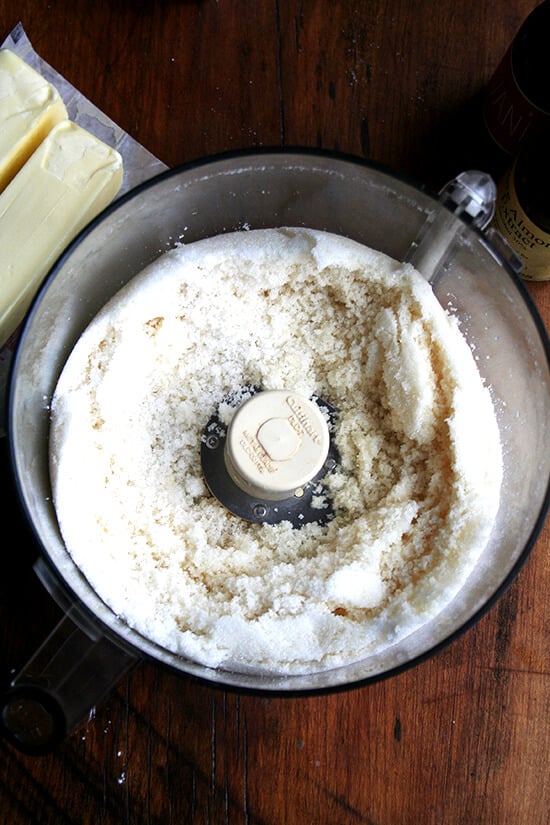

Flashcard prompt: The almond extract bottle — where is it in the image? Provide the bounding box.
[492,128,550,281]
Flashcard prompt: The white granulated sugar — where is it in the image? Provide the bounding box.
[49,227,503,674]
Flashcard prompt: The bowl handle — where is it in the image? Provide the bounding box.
[0,596,137,755]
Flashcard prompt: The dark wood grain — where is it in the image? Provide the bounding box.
[1,1,549,823]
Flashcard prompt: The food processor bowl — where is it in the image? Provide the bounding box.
[4,149,550,752]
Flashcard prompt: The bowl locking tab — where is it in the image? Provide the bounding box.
[406,170,523,283]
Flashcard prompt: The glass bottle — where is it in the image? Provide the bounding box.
[492,127,550,281]
[483,0,550,158]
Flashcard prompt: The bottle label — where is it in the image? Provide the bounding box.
[482,45,550,156]
[492,163,550,281]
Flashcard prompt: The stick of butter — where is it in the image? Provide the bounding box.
[0,119,123,348]
[0,48,68,192]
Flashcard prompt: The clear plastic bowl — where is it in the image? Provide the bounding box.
[4,150,550,751]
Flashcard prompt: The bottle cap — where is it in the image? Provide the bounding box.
[224,390,330,500]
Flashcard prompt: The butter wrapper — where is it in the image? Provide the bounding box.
[0,23,169,435]
[3,23,167,193]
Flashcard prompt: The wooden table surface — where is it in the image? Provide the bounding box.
[1,1,549,823]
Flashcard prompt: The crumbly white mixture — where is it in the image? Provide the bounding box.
[49,228,502,674]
